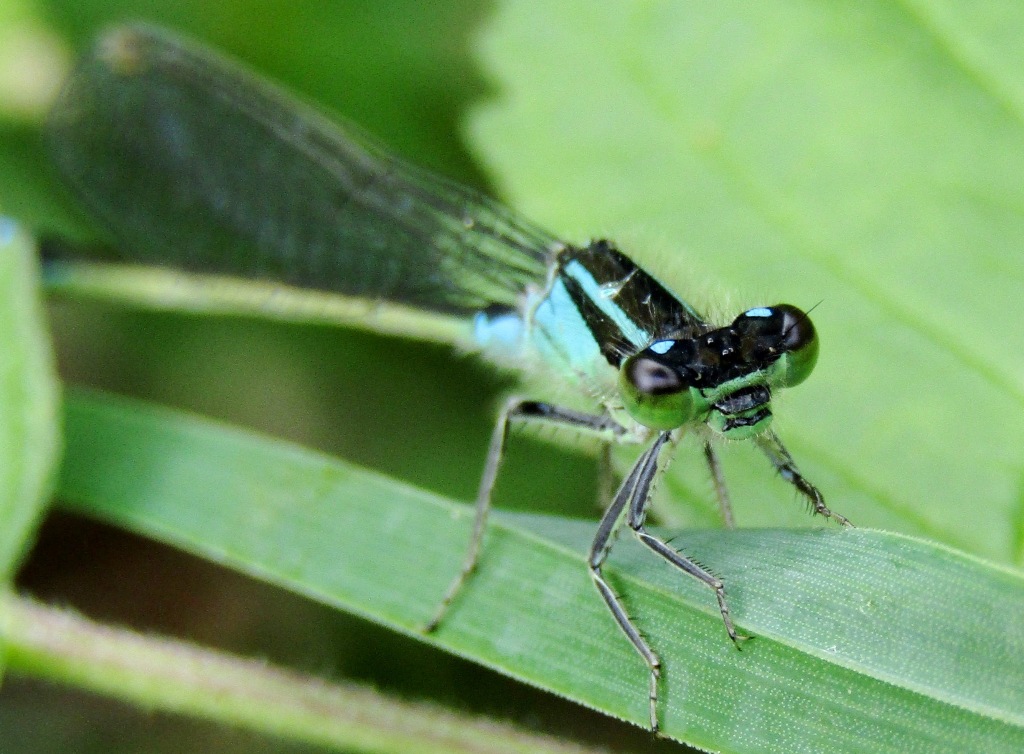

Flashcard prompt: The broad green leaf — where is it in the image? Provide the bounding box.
[31,4,1024,565]
[56,389,1024,752]
[0,220,59,581]
[469,3,1024,563]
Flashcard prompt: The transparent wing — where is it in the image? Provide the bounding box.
[46,24,556,315]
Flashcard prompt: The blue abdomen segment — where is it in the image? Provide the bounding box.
[473,305,526,359]
[472,274,623,387]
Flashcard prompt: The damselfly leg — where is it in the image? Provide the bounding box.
[755,430,852,527]
[703,441,735,529]
[590,432,750,732]
[424,398,629,632]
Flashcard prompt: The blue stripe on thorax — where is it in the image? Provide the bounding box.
[562,258,650,350]
[473,254,655,387]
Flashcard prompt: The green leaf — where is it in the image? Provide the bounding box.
[469,3,1024,563]
[0,219,60,692]
[0,220,60,582]
[56,389,1024,752]
[0,593,611,754]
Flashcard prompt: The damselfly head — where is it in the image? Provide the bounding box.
[617,304,818,436]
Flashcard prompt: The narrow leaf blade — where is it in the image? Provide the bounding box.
[57,389,1024,752]
[0,220,60,581]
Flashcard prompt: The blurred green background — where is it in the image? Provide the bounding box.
[0,1,655,752]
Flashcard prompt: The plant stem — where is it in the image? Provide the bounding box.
[0,591,607,754]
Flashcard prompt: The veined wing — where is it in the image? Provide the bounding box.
[46,24,555,315]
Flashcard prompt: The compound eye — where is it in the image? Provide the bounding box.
[626,356,684,395]
[772,304,816,354]
[738,304,818,386]
[619,351,699,430]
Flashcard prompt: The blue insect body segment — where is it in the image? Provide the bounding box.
[472,305,526,354]
[529,268,618,386]
[475,240,714,395]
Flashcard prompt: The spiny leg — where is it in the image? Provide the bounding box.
[627,438,747,649]
[425,398,627,632]
[589,433,669,732]
[754,428,852,527]
[703,441,735,529]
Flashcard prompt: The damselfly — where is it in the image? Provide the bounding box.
[45,24,851,731]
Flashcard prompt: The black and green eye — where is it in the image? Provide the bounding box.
[735,304,818,387]
[619,343,703,430]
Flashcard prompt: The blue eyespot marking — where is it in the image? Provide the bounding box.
[650,340,674,354]
[745,307,773,318]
